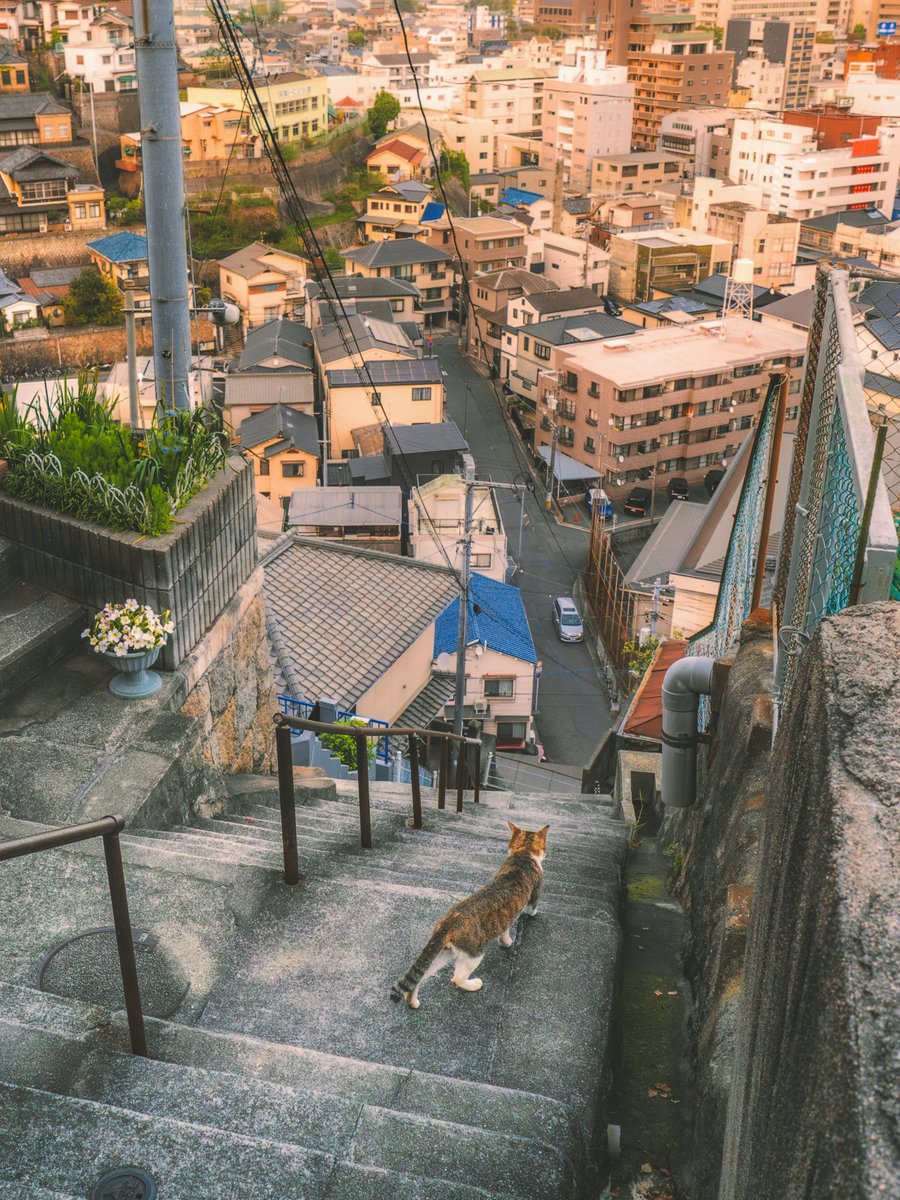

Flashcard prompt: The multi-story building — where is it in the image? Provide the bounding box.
[356,180,436,243]
[706,204,799,288]
[463,66,549,139]
[844,43,900,82]
[116,102,258,193]
[525,230,610,294]
[772,129,900,221]
[501,309,637,402]
[863,2,900,42]
[186,72,330,144]
[466,267,558,368]
[450,216,527,278]
[86,231,151,310]
[409,474,508,582]
[727,115,817,201]
[238,405,320,514]
[608,229,733,303]
[534,317,807,497]
[591,151,682,198]
[783,107,882,151]
[695,0,818,24]
[627,14,734,151]
[538,49,634,193]
[798,208,899,267]
[0,146,104,236]
[725,18,816,110]
[0,92,74,150]
[659,107,734,178]
[218,242,309,330]
[63,7,137,93]
[341,239,454,326]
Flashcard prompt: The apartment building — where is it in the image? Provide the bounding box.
[659,108,734,178]
[773,130,900,221]
[627,15,734,152]
[63,7,136,92]
[725,18,815,110]
[451,216,528,279]
[533,317,807,496]
[464,66,549,138]
[341,239,454,325]
[727,116,817,203]
[538,50,634,193]
[116,102,257,193]
[706,204,799,288]
[187,72,330,144]
[525,230,610,294]
[591,151,682,197]
[501,309,637,401]
[218,242,309,330]
[409,474,508,582]
[609,229,733,304]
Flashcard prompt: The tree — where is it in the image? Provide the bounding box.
[851,22,866,40]
[63,270,124,327]
[322,246,345,271]
[622,635,660,682]
[440,148,470,192]
[367,89,400,140]
[536,25,564,40]
[348,29,366,48]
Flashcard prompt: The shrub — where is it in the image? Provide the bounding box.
[320,719,378,770]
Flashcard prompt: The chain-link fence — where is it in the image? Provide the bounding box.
[773,264,898,719]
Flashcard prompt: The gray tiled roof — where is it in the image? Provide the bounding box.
[0,92,69,120]
[343,240,451,268]
[385,420,467,456]
[237,404,319,455]
[315,314,417,364]
[262,536,459,709]
[308,276,419,300]
[525,287,605,315]
[0,146,77,181]
[237,317,313,372]
[396,671,457,728]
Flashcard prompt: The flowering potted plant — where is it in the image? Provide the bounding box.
[83,600,174,698]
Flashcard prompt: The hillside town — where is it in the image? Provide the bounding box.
[0,1,897,1198]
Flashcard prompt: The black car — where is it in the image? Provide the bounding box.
[667,477,690,501]
[602,295,622,318]
[623,486,652,515]
[704,469,725,496]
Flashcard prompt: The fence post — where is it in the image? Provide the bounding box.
[438,739,449,810]
[456,743,465,813]
[849,421,888,606]
[473,742,481,804]
[275,719,301,886]
[408,734,423,830]
[356,734,373,850]
[752,373,790,612]
[102,827,148,1057]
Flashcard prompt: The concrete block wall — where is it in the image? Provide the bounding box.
[0,456,255,671]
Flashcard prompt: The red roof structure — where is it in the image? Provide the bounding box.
[621,639,687,743]
[367,139,426,165]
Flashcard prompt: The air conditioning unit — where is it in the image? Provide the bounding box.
[64,221,72,231]
[38,221,48,233]
[473,700,488,716]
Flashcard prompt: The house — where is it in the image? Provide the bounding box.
[409,473,508,582]
[218,242,308,330]
[0,43,29,92]
[63,7,137,93]
[262,535,460,726]
[16,265,82,326]
[501,310,638,401]
[86,231,150,311]
[0,266,40,329]
[187,72,330,144]
[306,276,421,326]
[324,358,445,459]
[0,146,105,236]
[117,102,259,193]
[238,404,320,516]
[448,215,527,278]
[357,179,434,242]
[236,317,314,373]
[434,573,537,748]
[466,267,559,369]
[507,286,608,329]
[524,230,610,295]
[341,240,453,325]
[287,486,403,553]
[365,135,429,182]
[0,93,74,150]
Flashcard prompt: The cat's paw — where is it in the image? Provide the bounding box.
[523,905,538,917]
[498,931,514,947]
[407,994,420,1010]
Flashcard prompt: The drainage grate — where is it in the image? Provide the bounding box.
[92,1166,158,1200]
[38,926,189,1018]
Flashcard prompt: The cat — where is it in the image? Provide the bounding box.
[390,821,549,1010]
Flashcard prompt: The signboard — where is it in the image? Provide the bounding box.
[876,20,897,35]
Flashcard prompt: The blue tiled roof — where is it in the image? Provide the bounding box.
[500,187,543,207]
[421,201,446,223]
[86,231,148,263]
[434,574,537,664]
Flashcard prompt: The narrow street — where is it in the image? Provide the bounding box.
[433,333,614,770]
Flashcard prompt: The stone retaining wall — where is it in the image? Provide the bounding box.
[0,456,255,671]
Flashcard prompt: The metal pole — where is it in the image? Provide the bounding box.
[849,421,888,607]
[649,576,661,639]
[275,721,301,885]
[456,743,465,813]
[438,738,449,810]
[125,287,140,431]
[452,465,475,740]
[751,374,789,613]
[133,0,192,411]
[517,485,526,562]
[473,742,481,803]
[545,394,558,510]
[102,829,148,1057]
[356,734,373,850]
[408,734,423,829]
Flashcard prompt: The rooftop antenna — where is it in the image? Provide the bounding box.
[721,256,755,338]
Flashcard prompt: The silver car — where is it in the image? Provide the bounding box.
[553,596,584,643]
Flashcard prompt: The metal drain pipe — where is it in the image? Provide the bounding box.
[661,656,717,809]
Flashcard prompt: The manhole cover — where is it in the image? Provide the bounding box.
[92,1166,157,1200]
[38,926,189,1018]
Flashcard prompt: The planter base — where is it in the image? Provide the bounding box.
[108,669,162,699]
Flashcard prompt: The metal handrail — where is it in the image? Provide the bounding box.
[0,815,147,1056]
[273,714,482,874]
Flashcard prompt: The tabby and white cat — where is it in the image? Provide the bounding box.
[390,821,549,1009]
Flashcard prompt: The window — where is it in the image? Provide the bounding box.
[534,342,551,361]
[89,202,101,218]
[281,462,305,477]
[522,336,530,351]
[412,387,432,401]
[496,721,527,741]
[259,459,270,476]
[484,677,513,697]
[74,203,86,219]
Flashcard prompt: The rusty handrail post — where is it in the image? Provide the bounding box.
[408,734,423,830]
[438,738,449,810]
[102,825,149,1057]
[456,745,465,813]
[473,742,481,804]
[356,733,373,849]
[274,718,301,885]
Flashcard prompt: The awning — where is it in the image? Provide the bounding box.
[536,445,601,483]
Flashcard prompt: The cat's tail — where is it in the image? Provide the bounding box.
[390,928,447,1003]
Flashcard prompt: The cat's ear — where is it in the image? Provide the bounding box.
[507,821,519,834]
[536,825,550,844]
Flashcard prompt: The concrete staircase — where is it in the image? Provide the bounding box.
[0,773,627,1198]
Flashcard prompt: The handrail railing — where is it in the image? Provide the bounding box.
[273,714,482,873]
[0,815,147,1056]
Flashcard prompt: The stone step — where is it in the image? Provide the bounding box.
[227,770,338,805]
[0,582,85,707]
[0,535,19,579]
[0,1182,78,1200]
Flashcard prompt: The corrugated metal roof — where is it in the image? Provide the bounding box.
[223,374,314,408]
[287,487,402,526]
[622,639,687,743]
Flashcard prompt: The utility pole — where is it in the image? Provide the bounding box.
[545,391,559,511]
[124,287,139,431]
[649,576,661,638]
[452,462,476,741]
[133,0,193,411]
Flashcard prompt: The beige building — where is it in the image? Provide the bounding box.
[534,317,807,499]
[409,474,509,582]
[426,112,495,174]
[608,229,733,304]
[117,101,258,192]
[357,179,434,243]
[452,216,527,278]
[186,73,330,144]
[467,267,558,367]
[238,404,320,514]
[341,239,454,325]
[463,66,550,139]
[705,204,799,289]
[218,242,308,330]
[591,152,683,198]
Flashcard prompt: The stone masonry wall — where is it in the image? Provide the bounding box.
[172,566,277,778]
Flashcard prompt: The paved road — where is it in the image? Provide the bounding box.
[433,334,613,771]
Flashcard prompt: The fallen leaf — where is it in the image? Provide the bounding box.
[647,1088,658,1098]
[667,990,678,996]
[641,926,649,930]
[653,989,663,996]
[641,1162,653,1174]
[638,944,645,950]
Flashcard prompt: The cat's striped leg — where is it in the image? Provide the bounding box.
[523,878,543,916]
[450,949,484,991]
[407,948,452,1009]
